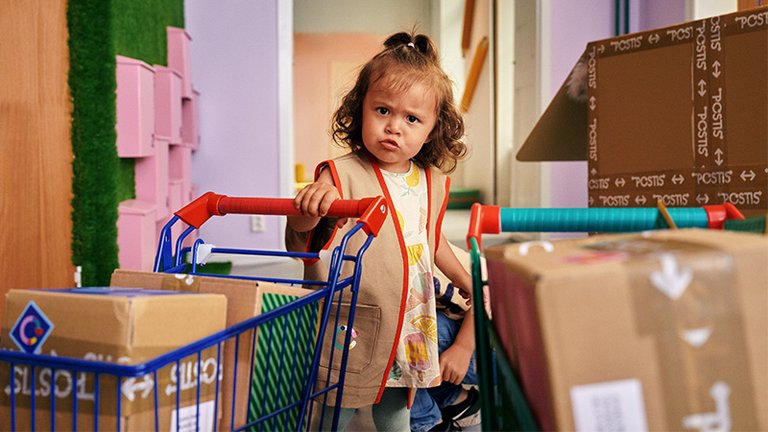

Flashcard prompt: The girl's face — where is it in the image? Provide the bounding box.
[361,78,437,173]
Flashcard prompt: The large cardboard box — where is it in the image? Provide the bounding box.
[0,287,227,431]
[484,229,767,431]
[517,7,768,215]
[110,270,318,430]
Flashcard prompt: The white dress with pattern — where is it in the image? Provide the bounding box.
[382,162,441,388]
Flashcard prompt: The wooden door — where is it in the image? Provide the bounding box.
[0,1,74,322]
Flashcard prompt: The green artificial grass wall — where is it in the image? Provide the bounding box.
[68,0,183,286]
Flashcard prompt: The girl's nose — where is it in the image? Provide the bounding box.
[386,119,401,135]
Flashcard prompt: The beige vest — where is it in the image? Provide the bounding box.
[285,152,449,408]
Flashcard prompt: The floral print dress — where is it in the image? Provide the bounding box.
[382,162,442,388]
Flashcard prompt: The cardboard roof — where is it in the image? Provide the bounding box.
[516,54,588,162]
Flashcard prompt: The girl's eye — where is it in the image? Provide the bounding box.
[406,115,419,124]
[376,107,389,115]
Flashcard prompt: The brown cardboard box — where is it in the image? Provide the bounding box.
[0,287,227,431]
[484,229,768,431]
[517,7,768,215]
[110,270,317,430]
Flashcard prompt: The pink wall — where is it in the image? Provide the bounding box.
[293,33,382,178]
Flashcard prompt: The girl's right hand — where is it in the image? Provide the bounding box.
[294,181,341,218]
[291,169,348,229]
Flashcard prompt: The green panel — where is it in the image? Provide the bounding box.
[249,293,319,431]
[111,0,184,66]
[68,0,120,286]
[68,0,184,285]
[447,187,481,210]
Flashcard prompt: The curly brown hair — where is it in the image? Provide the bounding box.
[331,31,467,173]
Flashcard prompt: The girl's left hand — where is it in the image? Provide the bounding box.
[439,343,472,385]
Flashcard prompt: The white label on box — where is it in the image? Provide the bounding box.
[169,400,215,432]
[570,379,648,432]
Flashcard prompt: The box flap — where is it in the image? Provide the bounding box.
[516,53,588,162]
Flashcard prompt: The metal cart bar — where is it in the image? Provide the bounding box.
[466,202,749,431]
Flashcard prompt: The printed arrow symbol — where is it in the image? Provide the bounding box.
[680,326,713,348]
[122,374,154,401]
[651,253,693,300]
[615,177,625,187]
[714,148,724,166]
[589,96,597,110]
[588,196,594,205]
[740,170,756,182]
[590,168,597,176]
[635,195,647,205]
[696,194,710,205]
[712,60,721,78]
[598,44,605,54]
[672,174,685,185]
[697,79,707,96]
[649,33,660,44]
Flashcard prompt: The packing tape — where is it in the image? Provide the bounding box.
[590,237,760,429]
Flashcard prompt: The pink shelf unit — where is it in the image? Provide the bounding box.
[167,179,187,243]
[154,66,183,144]
[117,200,157,271]
[167,27,194,99]
[135,139,170,221]
[116,55,155,158]
[181,89,200,150]
[169,145,192,202]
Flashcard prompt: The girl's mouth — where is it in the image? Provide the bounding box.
[380,139,399,150]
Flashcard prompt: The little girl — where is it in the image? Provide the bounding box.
[286,31,472,431]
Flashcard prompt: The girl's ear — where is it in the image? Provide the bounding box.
[427,123,440,143]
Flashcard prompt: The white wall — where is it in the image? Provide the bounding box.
[294,0,432,34]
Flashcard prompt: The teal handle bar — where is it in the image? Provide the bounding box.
[467,203,745,250]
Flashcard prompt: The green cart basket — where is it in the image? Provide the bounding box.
[465,203,764,431]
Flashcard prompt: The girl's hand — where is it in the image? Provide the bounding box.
[294,181,340,217]
[439,342,473,385]
[292,175,348,228]
[287,169,347,232]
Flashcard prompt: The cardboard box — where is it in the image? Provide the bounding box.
[0,287,227,431]
[517,7,768,215]
[110,270,318,430]
[484,229,767,431]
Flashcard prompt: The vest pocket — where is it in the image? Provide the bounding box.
[318,302,380,374]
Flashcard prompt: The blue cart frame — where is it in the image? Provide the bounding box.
[0,192,387,431]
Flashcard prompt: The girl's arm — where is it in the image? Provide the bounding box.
[287,168,344,232]
[435,235,476,384]
[439,309,475,384]
[434,233,472,300]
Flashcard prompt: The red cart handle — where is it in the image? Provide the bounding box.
[175,192,388,236]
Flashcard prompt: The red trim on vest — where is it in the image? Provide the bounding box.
[426,168,433,244]
[371,160,411,404]
[302,160,342,266]
[434,176,450,252]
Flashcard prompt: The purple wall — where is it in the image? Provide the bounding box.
[547,0,614,208]
[183,0,689,242]
[185,0,285,250]
[547,0,686,208]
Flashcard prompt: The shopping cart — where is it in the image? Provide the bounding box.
[465,203,761,431]
[0,192,387,431]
